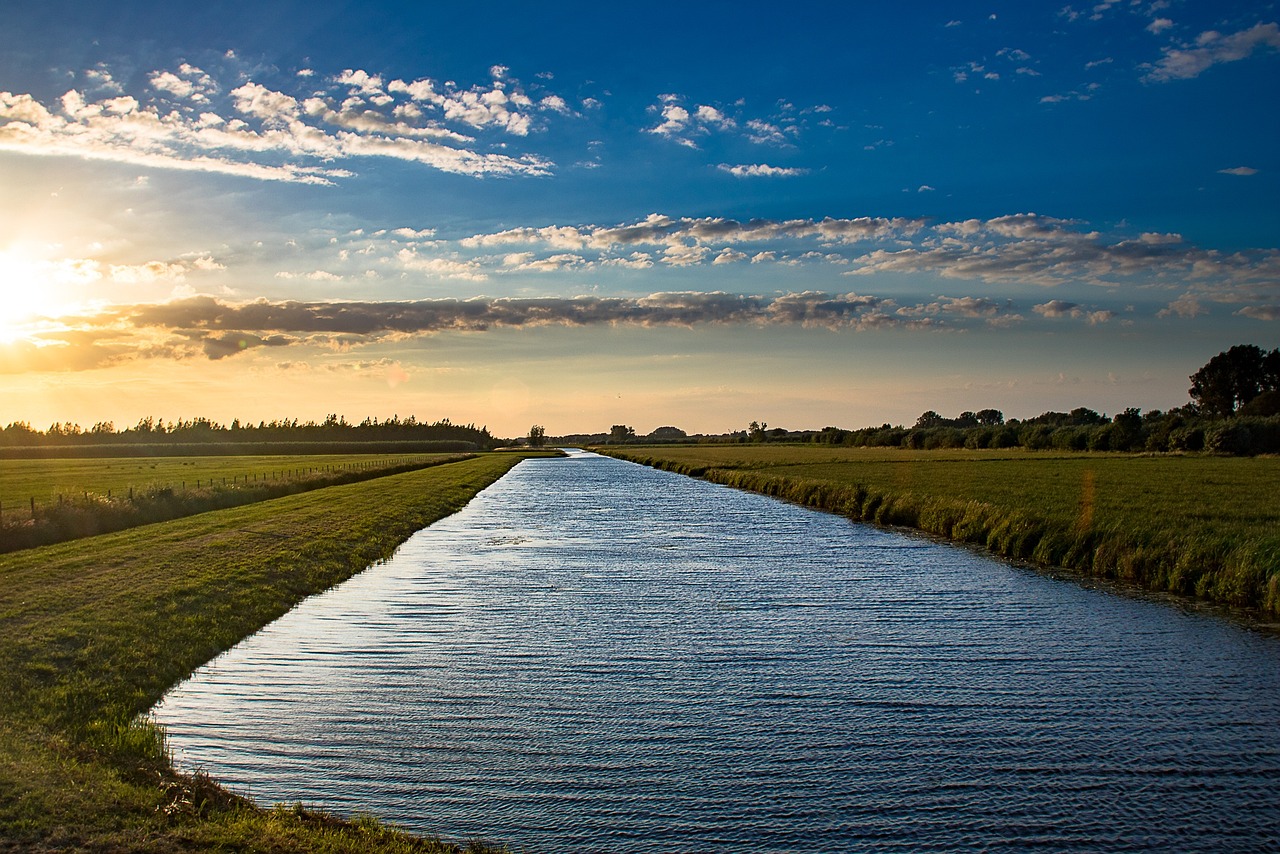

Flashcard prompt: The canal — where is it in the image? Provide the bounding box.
[154,450,1280,851]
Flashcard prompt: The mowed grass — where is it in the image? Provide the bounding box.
[0,453,455,510]
[0,452,534,852]
[602,445,1280,618]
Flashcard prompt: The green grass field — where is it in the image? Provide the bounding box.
[0,452,535,851]
[0,453,455,513]
[601,445,1280,619]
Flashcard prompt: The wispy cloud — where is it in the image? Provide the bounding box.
[645,94,822,149]
[286,212,1280,294]
[1218,166,1259,176]
[1143,21,1280,82]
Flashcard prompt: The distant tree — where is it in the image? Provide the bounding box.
[649,426,687,440]
[1068,407,1106,426]
[914,411,945,429]
[1189,344,1280,418]
[609,424,635,443]
[975,408,1005,426]
[748,420,768,442]
[528,425,546,447]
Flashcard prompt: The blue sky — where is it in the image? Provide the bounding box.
[1,1,1277,436]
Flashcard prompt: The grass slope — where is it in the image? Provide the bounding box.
[601,446,1280,619]
[0,453,533,852]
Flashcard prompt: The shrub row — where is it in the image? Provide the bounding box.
[818,415,1280,456]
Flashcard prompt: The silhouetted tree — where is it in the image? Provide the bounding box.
[914,411,945,429]
[1189,344,1280,417]
[528,425,546,447]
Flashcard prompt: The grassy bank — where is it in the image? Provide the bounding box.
[0,453,537,851]
[0,453,471,552]
[600,446,1280,619]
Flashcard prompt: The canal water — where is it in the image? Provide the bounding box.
[153,450,1280,852]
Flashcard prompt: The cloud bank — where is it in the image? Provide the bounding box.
[3,290,1027,373]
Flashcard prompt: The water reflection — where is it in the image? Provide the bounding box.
[155,450,1280,852]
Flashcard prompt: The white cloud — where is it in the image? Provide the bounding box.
[1144,22,1280,82]
[1033,299,1082,318]
[1147,18,1174,35]
[695,104,734,130]
[1236,305,1280,321]
[745,118,789,145]
[391,227,437,239]
[1157,293,1206,318]
[395,249,487,280]
[662,244,710,266]
[336,69,385,95]
[712,248,748,265]
[0,61,562,183]
[717,163,808,178]
[1218,166,1259,176]
[646,95,815,149]
[649,103,691,137]
[231,82,301,121]
[540,95,571,114]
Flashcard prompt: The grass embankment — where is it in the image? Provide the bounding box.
[600,446,1280,619]
[0,453,471,553]
[0,453,536,852]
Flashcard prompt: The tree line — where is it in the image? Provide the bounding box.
[0,414,499,451]
[577,345,1280,456]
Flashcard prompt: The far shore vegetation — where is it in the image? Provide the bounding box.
[0,453,549,851]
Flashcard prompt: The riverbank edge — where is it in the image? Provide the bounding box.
[0,453,553,852]
[598,449,1280,624]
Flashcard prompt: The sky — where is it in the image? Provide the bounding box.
[1,0,1277,437]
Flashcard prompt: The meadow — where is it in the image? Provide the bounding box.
[0,452,536,851]
[0,453,471,552]
[600,445,1280,620]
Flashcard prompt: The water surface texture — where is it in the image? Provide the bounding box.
[155,451,1280,852]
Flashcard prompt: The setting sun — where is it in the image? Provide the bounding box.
[0,249,66,343]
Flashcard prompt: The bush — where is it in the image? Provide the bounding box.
[1050,427,1088,451]
[1205,423,1254,455]
[1019,424,1055,450]
[1168,425,1205,452]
